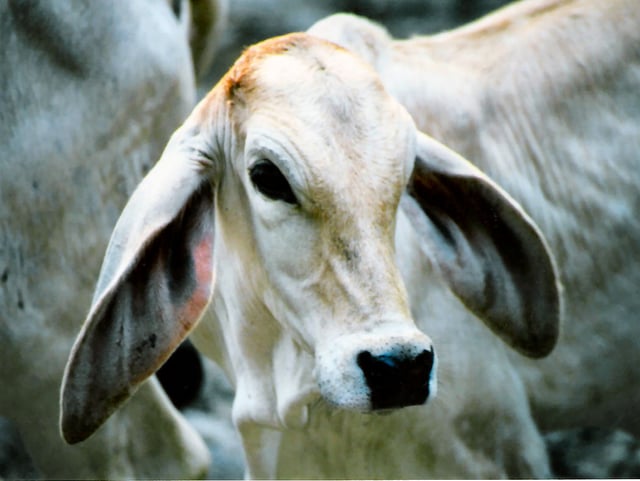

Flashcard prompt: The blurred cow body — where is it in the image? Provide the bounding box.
[310,0,640,437]
[0,0,222,477]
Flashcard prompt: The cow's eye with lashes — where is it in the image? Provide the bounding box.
[249,159,297,204]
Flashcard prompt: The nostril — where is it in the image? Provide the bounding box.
[357,348,434,411]
[357,351,398,376]
[413,350,434,379]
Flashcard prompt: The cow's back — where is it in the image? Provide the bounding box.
[382,0,640,435]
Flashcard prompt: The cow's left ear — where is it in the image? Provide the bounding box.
[406,131,561,358]
[61,125,217,444]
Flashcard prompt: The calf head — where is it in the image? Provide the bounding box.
[61,33,559,444]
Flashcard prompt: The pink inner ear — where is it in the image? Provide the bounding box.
[177,233,215,331]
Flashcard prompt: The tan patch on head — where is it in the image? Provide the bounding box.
[221,32,386,115]
[224,33,324,100]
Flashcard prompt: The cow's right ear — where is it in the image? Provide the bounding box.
[60,124,218,444]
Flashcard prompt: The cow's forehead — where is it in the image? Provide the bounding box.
[222,33,414,212]
[224,33,384,104]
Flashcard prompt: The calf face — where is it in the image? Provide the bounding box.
[217,35,436,414]
[61,33,559,446]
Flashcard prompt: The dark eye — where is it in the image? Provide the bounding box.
[249,159,297,204]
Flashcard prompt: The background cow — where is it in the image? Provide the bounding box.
[308,0,640,437]
[0,0,224,477]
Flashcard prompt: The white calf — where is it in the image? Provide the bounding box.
[61,31,561,478]
[309,0,640,437]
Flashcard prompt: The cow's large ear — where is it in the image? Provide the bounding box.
[405,131,561,358]
[61,125,217,444]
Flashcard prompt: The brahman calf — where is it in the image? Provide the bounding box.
[61,29,562,478]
